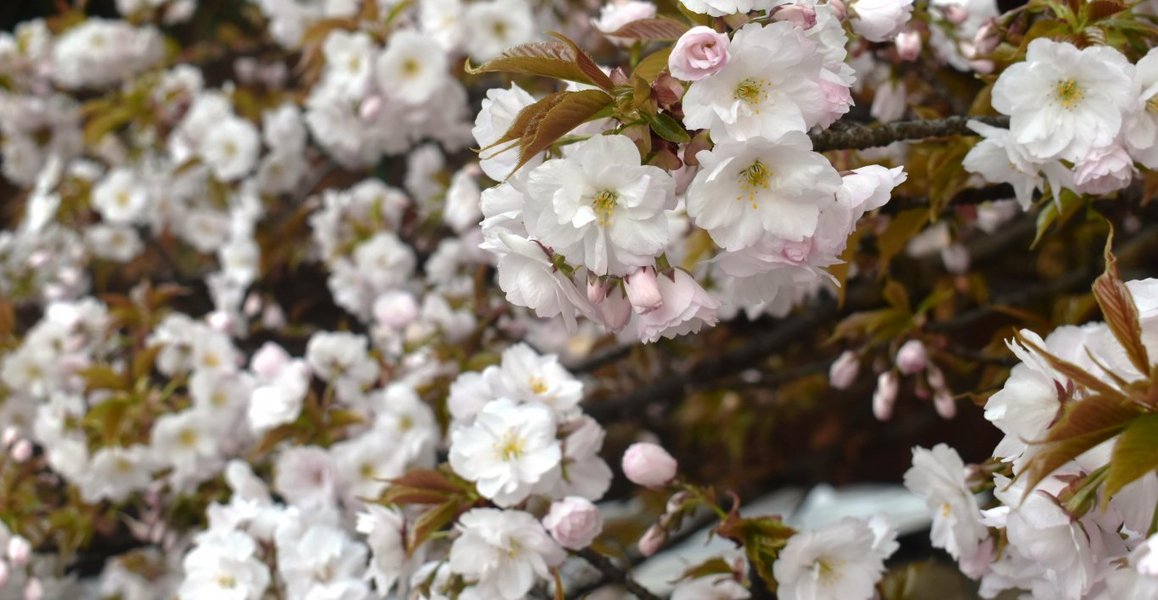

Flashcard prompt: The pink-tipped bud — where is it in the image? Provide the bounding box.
[373,291,419,330]
[972,20,999,56]
[934,390,957,419]
[359,95,384,122]
[873,372,899,421]
[665,491,692,515]
[895,30,921,61]
[896,340,928,375]
[927,365,946,390]
[942,4,968,24]
[829,351,861,390]
[587,276,607,305]
[774,5,817,29]
[622,442,678,488]
[597,287,633,333]
[1,427,18,449]
[829,0,847,19]
[250,342,291,380]
[542,497,603,550]
[23,577,42,600]
[7,537,30,566]
[625,267,663,315]
[9,439,31,463]
[638,524,667,557]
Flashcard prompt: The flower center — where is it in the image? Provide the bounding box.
[495,431,526,461]
[178,429,198,448]
[734,77,769,108]
[940,502,952,518]
[529,377,548,395]
[737,160,772,209]
[814,557,844,585]
[1053,79,1083,110]
[592,189,618,227]
[217,574,237,589]
[401,58,420,78]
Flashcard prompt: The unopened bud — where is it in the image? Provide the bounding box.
[624,267,663,314]
[873,372,898,421]
[941,4,968,24]
[934,390,957,419]
[7,536,30,566]
[359,95,384,122]
[894,30,920,61]
[9,439,31,463]
[638,524,667,557]
[587,276,607,305]
[972,20,999,56]
[773,5,817,29]
[941,244,970,274]
[896,340,928,375]
[927,365,946,390]
[0,559,8,588]
[597,288,633,333]
[23,577,42,600]
[622,442,678,488]
[829,0,847,19]
[829,350,861,389]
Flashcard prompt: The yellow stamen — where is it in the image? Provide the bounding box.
[737,160,773,209]
[1053,79,1083,110]
[494,431,526,461]
[734,77,769,108]
[529,377,548,395]
[592,190,618,227]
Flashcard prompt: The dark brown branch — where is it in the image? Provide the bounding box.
[810,115,1009,152]
[572,548,663,600]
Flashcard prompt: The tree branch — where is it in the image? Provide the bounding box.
[810,115,1009,152]
[572,548,663,600]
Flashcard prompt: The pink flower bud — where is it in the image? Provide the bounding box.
[873,372,898,421]
[0,559,8,588]
[625,267,663,314]
[9,439,31,463]
[1,427,18,448]
[250,342,291,380]
[927,365,946,390]
[622,442,678,488]
[665,491,691,515]
[23,577,42,600]
[774,5,817,29]
[597,287,633,333]
[667,26,731,82]
[972,20,999,56]
[941,244,970,274]
[829,351,861,389]
[638,524,667,557]
[894,30,920,61]
[587,276,607,305]
[7,536,30,566]
[959,537,994,579]
[829,0,847,19]
[895,340,928,374]
[359,95,384,122]
[542,497,604,550]
[373,291,419,330]
[934,390,957,419]
[941,4,968,24]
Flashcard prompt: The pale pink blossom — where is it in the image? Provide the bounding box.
[668,26,731,82]
[634,269,721,343]
[895,340,928,374]
[625,267,664,314]
[542,497,603,550]
[829,350,860,389]
[1072,144,1135,195]
[873,372,898,421]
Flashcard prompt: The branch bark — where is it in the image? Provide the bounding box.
[572,548,663,600]
[810,115,1009,152]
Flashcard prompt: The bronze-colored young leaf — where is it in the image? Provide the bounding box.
[407,499,466,554]
[466,38,607,88]
[678,557,736,581]
[479,91,567,154]
[1020,392,1143,496]
[79,365,129,392]
[605,17,691,41]
[1092,233,1150,377]
[1103,413,1158,499]
[715,512,796,587]
[548,33,615,90]
[516,89,614,171]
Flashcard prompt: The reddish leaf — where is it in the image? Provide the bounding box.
[516,89,614,171]
[79,365,128,392]
[548,33,615,90]
[632,48,674,83]
[1093,233,1150,377]
[407,500,466,554]
[466,38,608,88]
[1015,331,1125,401]
[1021,392,1144,496]
[605,18,691,41]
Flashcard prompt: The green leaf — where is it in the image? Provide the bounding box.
[79,365,128,392]
[516,89,614,172]
[605,17,690,40]
[1021,392,1144,496]
[715,512,796,588]
[678,557,736,581]
[631,48,673,83]
[1104,414,1158,499]
[466,36,612,89]
[644,111,691,144]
